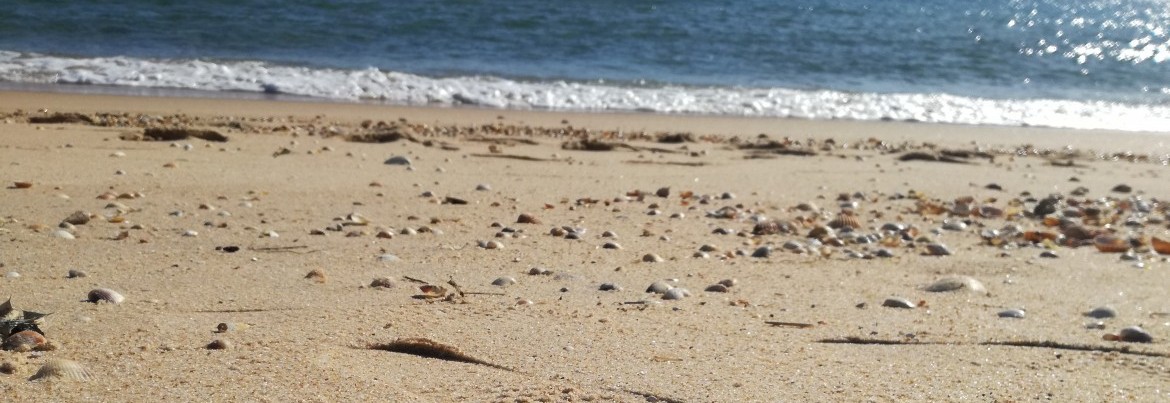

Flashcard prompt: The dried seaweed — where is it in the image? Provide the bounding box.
[143,128,230,142]
[346,129,418,143]
[897,151,971,164]
[465,136,540,146]
[29,113,95,125]
[561,139,638,152]
[470,153,551,162]
[622,160,708,167]
[369,337,514,372]
[817,337,1170,358]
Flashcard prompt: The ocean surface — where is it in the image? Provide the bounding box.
[0,0,1168,132]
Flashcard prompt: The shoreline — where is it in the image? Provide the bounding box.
[1,89,1169,401]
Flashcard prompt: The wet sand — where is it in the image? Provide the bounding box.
[1,91,1169,402]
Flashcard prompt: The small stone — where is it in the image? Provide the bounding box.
[699,244,718,252]
[923,243,952,256]
[1039,250,1059,258]
[66,269,87,278]
[370,277,396,288]
[662,288,690,300]
[1085,306,1117,319]
[882,297,916,309]
[206,339,232,350]
[997,309,1026,319]
[384,156,412,165]
[517,214,540,224]
[646,281,674,294]
[375,230,394,239]
[642,253,663,263]
[491,277,517,286]
[924,275,986,294]
[599,283,622,291]
[655,187,670,197]
[1116,326,1152,343]
[751,246,772,258]
[704,284,729,293]
[1111,184,1132,193]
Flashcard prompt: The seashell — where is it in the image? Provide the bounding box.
[997,309,1026,319]
[941,219,967,231]
[693,251,709,258]
[977,205,1004,218]
[601,230,617,238]
[478,240,504,249]
[63,211,91,225]
[2,330,47,352]
[827,214,861,230]
[645,281,674,294]
[30,359,91,381]
[1116,326,1152,343]
[704,284,729,293]
[370,277,396,288]
[516,214,540,224]
[882,297,916,309]
[924,275,986,294]
[1084,306,1117,319]
[699,244,718,252]
[51,229,75,240]
[752,221,786,235]
[304,269,327,284]
[66,269,88,278]
[261,230,279,238]
[807,225,834,240]
[751,246,772,258]
[1150,236,1170,255]
[1111,184,1132,193]
[641,253,663,263]
[475,183,491,191]
[718,278,738,287]
[206,339,232,350]
[781,240,804,251]
[12,181,33,189]
[86,288,124,304]
[599,283,622,291]
[564,232,581,240]
[549,227,567,237]
[874,248,895,258]
[1093,235,1130,253]
[922,243,952,256]
[662,288,691,300]
[491,277,516,286]
[602,242,622,250]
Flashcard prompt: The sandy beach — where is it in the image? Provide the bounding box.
[1,90,1169,402]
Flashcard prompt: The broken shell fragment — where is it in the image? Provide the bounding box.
[662,288,691,300]
[304,269,327,284]
[1093,235,1130,253]
[86,288,124,304]
[646,281,674,294]
[491,277,517,286]
[641,253,663,263]
[370,277,396,288]
[923,243,952,256]
[997,309,1026,319]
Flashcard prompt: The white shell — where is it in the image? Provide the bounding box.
[645,281,673,294]
[997,309,1026,319]
[491,277,517,286]
[662,288,691,300]
[882,297,916,309]
[30,359,91,381]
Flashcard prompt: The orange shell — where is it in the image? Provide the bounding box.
[1024,230,1059,243]
[2,330,46,352]
[1151,236,1170,255]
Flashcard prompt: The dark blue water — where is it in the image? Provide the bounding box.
[0,0,1168,130]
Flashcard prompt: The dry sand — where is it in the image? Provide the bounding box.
[1,91,1169,402]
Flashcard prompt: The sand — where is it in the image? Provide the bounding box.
[1,90,1169,402]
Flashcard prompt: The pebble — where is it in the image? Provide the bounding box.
[662,288,691,300]
[646,281,674,294]
[1115,326,1153,343]
[699,244,718,252]
[206,339,232,350]
[63,211,91,225]
[882,297,916,309]
[491,277,517,286]
[924,275,987,294]
[370,277,396,288]
[751,246,772,258]
[923,243,952,256]
[599,283,622,291]
[1039,250,1059,258]
[997,309,1026,319]
[384,156,412,166]
[87,288,125,304]
[642,253,663,263]
[704,284,729,293]
[1111,184,1132,193]
[873,248,895,258]
[1085,306,1117,319]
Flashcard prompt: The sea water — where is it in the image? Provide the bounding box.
[0,0,1167,131]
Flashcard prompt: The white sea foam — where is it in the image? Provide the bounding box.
[1,51,1168,132]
